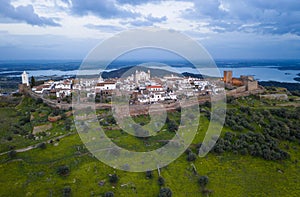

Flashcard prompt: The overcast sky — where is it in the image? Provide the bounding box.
[0,0,299,60]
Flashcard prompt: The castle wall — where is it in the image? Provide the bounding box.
[236,86,246,93]
[260,94,288,101]
[232,78,244,86]
[18,84,30,94]
[246,81,258,91]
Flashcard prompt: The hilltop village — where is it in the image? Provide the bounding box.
[19,69,262,106]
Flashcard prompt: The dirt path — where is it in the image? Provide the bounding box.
[0,132,75,156]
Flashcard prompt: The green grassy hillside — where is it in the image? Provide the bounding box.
[0,95,299,196]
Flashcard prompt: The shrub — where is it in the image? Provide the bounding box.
[57,165,70,176]
[167,120,178,132]
[198,175,209,188]
[203,101,211,108]
[232,125,244,132]
[146,170,153,179]
[106,116,116,125]
[240,148,248,155]
[8,150,17,159]
[53,109,60,116]
[6,136,13,141]
[135,127,149,138]
[158,188,172,197]
[109,174,118,183]
[213,143,224,154]
[158,176,165,186]
[62,186,71,197]
[224,132,235,141]
[185,148,192,155]
[28,133,35,139]
[37,142,46,149]
[104,191,114,197]
[36,98,43,104]
[187,152,197,162]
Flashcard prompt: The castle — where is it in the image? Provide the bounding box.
[223,70,258,92]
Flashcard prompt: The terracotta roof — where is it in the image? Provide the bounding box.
[147,85,163,89]
[96,82,116,86]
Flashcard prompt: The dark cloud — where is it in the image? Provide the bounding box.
[68,0,139,18]
[0,0,60,26]
[184,0,300,35]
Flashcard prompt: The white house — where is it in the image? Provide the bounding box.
[150,93,164,103]
[95,81,116,92]
[55,80,72,90]
[56,89,72,98]
[147,85,164,92]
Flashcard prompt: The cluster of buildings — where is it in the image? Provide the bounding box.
[19,68,259,104]
[20,71,73,99]
[116,70,225,104]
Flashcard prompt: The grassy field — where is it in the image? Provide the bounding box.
[0,95,299,196]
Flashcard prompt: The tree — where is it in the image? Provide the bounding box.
[65,119,72,131]
[187,152,197,162]
[6,136,13,141]
[57,165,70,176]
[36,98,43,104]
[146,170,153,179]
[158,188,172,197]
[8,150,17,159]
[135,127,149,139]
[30,76,36,87]
[167,120,177,132]
[104,191,114,197]
[37,142,46,149]
[158,176,165,186]
[62,186,71,197]
[198,175,209,188]
[106,116,116,125]
[109,174,118,184]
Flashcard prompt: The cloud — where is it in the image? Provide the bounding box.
[183,0,300,35]
[116,0,159,5]
[0,0,60,26]
[146,14,167,23]
[84,24,124,32]
[122,14,167,27]
[68,0,139,18]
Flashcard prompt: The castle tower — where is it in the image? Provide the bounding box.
[21,71,29,86]
[224,71,232,84]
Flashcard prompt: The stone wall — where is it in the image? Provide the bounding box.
[260,94,288,101]
[246,81,258,91]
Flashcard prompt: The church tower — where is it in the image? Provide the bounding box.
[21,71,29,86]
